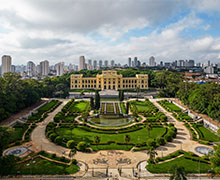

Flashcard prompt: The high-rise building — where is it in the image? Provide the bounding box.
[88,59,92,66]
[55,62,64,76]
[204,66,214,74]
[111,60,115,67]
[104,60,108,67]
[79,56,86,70]
[27,61,36,77]
[218,63,220,69]
[40,60,49,76]
[208,60,211,66]
[93,60,97,69]
[11,65,16,72]
[128,57,132,67]
[134,57,138,67]
[1,55,12,75]
[99,60,103,68]
[149,56,155,67]
[160,61,163,67]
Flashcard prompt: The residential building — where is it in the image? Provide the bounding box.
[111,60,115,67]
[1,55,12,75]
[55,62,64,76]
[40,60,49,76]
[149,56,155,66]
[128,57,131,67]
[79,56,86,70]
[99,60,102,68]
[27,61,36,77]
[70,70,148,90]
[104,60,108,67]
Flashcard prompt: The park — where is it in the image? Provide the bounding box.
[1,89,219,179]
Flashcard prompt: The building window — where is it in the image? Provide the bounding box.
[75,85,77,87]
[82,85,84,88]
[75,80,77,83]
[118,85,120,88]
[94,85,96,88]
[142,80,144,83]
[82,80,84,83]
[94,80,96,83]
[99,85,101,88]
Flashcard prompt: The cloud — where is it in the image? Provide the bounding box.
[0,0,219,65]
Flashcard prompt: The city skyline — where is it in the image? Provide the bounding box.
[0,0,220,65]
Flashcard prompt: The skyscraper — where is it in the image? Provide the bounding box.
[104,60,108,67]
[134,57,138,67]
[55,62,64,76]
[111,60,115,67]
[99,60,103,68]
[79,56,86,70]
[93,60,97,69]
[149,56,155,67]
[27,61,36,77]
[128,57,131,67]
[40,60,49,76]
[1,55,12,75]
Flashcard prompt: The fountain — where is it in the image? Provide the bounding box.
[195,146,213,155]
[5,147,28,156]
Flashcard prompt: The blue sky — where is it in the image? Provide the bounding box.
[0,0,220,65]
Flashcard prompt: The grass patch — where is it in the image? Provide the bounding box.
[15,158,79,175]
[120,102,126,114]
[195,125,220,142]
[147,156,211,173]
[131,101,150,112]
[55,126,166,145]
[69,101,89,113]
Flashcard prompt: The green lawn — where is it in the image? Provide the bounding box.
[9,123,29,143]
[160,100,182,112]
[55,126,166,145]
[38,100,59,113]
[15,158,79,175]
[69,101,89,113]
[147,156,211,173]
[197,125,220,142]
[120,102,126,114]
[132,101,150,112]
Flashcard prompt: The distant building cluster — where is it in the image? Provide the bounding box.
[1,54,220,79]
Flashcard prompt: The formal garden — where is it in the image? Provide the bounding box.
[158,100,220,144]
[45,98,180,152]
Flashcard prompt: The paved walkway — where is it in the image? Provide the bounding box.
[149,98,213,156]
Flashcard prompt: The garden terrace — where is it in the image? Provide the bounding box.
[47,123,170,151]
[14,157,79,175]
[68,101,90,113]
[147,152,211,174]
[158,100,182,113]
[192,124,220,142]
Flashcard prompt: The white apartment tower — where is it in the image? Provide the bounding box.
[1,55,12,75]
[40,60,49,76]
[27,61,36,77]
[79,56,86,71]
[149,56,156,67]
[55,62,64,76]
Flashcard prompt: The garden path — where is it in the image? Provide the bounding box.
[149,98,213,157]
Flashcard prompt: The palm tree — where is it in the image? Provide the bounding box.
[69,147,77,162]
[125,135,130,148]
[147,147,157,163]
[169,165,187,180]
[94,136,100,148]
[146,123,152,137]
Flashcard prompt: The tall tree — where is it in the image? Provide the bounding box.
[95,91,100,109]
[169,165,187,180]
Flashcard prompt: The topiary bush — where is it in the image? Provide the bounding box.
[66,140,76,149]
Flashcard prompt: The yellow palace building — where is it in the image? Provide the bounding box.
[70,70,148,91]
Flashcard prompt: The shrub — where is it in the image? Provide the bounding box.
[164,134,172,142]
[49,133,57,142]
[77,141,88,151]
[146,138,156,149]
[71,159,78,165]
[66,140,76,149]
[54,136,63,145]
[156,137,166,146]
[52,153,56,158]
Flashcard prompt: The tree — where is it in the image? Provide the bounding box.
[146,123,152,137]
[126,102,129,114]
[95,90,100,109]
[147,147,157,163]
[146,138,156,149]
[119,90,124,101]
[0,155,17,176]
[0,126,11,156]
[54,136,63,145]
[90,97,94,109]
[94,136,100,148]
[81,111,89,123]
[210,144,220,174]
[69,147,77,162]
[169,165,187,180]
[125,135,130,144]
[136,87,140,100]
[80,90,85,98]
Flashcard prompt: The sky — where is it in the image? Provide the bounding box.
[0,0,220,65]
